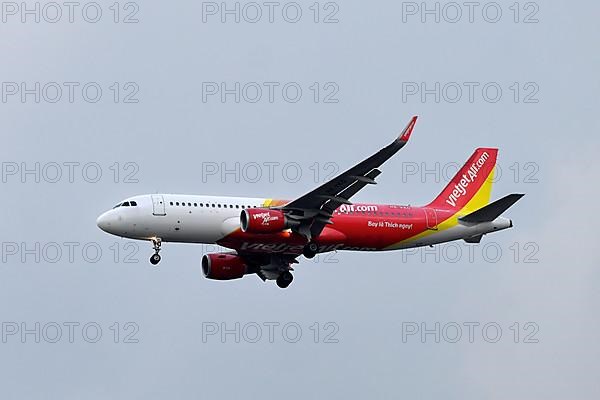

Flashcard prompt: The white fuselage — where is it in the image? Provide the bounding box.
[97,194,269,243]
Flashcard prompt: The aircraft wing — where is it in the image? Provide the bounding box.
[280,116,418,239]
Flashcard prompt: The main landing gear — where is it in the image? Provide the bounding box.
[149,237,162,265]
[276,271,294,289]
[303,242,319,259]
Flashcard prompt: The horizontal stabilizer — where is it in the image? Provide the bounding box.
[459,193,524,223]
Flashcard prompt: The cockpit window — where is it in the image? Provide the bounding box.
[113,200,136,208]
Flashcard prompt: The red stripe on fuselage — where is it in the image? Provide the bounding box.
[218,203,457,255]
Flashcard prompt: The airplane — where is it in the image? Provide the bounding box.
[96,116,523,288]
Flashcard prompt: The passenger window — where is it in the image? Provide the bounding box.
[236,205,239,208]
[212,204,215,208]
[241,205,245,209]
[170,202,173,206]
[176,202,179,206]
[194,203,197,207]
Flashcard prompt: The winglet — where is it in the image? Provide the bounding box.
[398,116,418,142]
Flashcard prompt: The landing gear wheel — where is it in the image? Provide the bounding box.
[303,242,318,259]
[276,271,293,288]
[150,253,161,265]
[149,237,162,266]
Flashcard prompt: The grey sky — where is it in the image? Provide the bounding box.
[1,0,599,399]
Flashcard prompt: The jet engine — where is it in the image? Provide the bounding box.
[201,253,249,280]
[240,208,293,234]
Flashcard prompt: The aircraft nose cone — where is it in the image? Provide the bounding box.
[96,211,112,233]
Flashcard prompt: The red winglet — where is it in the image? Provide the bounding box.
[399,115,418,142]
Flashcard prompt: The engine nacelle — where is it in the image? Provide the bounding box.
[240,208,289,234]
[202,253,248,280]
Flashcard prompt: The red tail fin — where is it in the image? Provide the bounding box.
[427,148,497,212]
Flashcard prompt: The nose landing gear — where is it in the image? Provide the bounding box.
[149,238,162,265]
